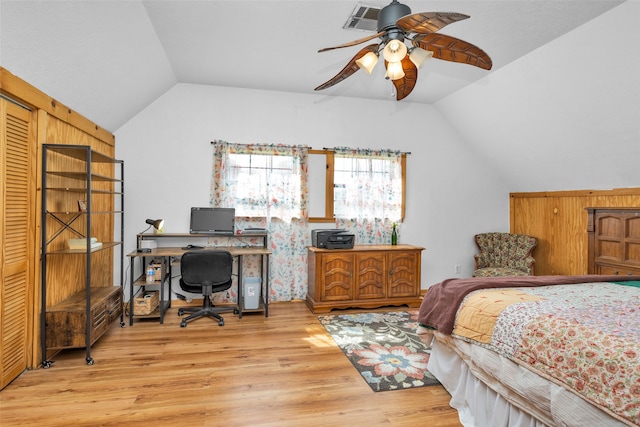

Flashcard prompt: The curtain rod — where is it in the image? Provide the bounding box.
[210,141,307,148]
[210,141,410,154]
[322,147,411,155]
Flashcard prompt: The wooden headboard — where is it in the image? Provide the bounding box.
[586,207,640,276]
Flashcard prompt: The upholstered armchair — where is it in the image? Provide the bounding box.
[473,232,537,277]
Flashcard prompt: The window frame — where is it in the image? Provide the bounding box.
[308,149,406,223]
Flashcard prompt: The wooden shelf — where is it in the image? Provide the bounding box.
[41,144,125,367]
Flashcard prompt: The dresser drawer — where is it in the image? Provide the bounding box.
[596,263,640,276]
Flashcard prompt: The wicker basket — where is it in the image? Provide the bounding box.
[151,260,163,281]
[133,291,159,315]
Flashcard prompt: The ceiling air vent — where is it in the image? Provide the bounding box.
[343,4,380,32]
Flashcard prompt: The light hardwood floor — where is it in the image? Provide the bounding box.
[0,301,462,426]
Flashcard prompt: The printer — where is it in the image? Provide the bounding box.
[311,229,355,249]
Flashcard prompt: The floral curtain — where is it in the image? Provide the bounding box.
[211,140,310,302]
[333,147,403,245]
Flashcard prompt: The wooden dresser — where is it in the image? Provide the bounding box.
[306,244,424,313]
[587,207,640,276]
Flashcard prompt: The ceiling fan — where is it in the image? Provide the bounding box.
[315,0,492,100]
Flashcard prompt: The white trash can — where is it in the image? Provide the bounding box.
[243,277,262,309]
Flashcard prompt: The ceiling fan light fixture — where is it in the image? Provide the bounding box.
[356,51,379,74]
[385,61,405,81]
[382,39,407,62]
[409,47,433,68]
[315,2,492,101]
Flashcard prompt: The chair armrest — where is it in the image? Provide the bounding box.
[511,256,536,274]
[474,253,489,269]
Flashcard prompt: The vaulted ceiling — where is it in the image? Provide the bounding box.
[0,0,624,132]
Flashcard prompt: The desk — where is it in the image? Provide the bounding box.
[127,245,271,325]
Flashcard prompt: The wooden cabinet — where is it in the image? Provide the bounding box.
[307,245,424,313]
[46,287,122,349]
[587,208,640,276]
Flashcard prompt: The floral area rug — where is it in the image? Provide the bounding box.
[318,311,440,392]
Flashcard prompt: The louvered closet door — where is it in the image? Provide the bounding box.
[1,99,34,389]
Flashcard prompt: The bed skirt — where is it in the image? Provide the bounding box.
[426,332,629,427]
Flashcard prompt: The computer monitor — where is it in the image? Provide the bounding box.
[189,207,235,234]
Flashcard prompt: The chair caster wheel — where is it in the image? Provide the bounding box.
[218,320,224,326]
[180,321,187,328]
[86,357,94,365]
[233,308,239,315]
[178,309,184,316]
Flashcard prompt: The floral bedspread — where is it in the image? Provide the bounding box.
[452,282,640,426]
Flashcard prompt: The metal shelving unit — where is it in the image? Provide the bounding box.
[40,144,125,367]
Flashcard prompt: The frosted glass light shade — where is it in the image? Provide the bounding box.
[409,47,434,68]
[385,61,405,81]
[356,52,379,74]
[382,39,407,63]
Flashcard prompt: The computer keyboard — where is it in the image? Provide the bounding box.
[182,244,204,250]
[242,228,266,234]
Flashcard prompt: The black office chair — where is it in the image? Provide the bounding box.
[177,250,238,327]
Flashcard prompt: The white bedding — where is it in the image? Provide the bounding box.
[426,331,629,427]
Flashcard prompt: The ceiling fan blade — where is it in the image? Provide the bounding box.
[388,55,418,101]
[397,12,469,34]
[315,44,379,91]
[318,31,385,53]
[414,33,492,70]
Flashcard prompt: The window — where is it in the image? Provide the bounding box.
[309,148,406,223]
[227,153,301,218]
[212,142,307,222]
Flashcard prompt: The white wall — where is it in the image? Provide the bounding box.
[436,1,640,192]
[115,2,638,294]
[116,85,509,289]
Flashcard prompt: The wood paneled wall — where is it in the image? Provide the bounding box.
[0,67,115,371]
[42,117,116,306]
[510,188,640,276]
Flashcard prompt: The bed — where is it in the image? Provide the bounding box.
[416,275,640,427]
